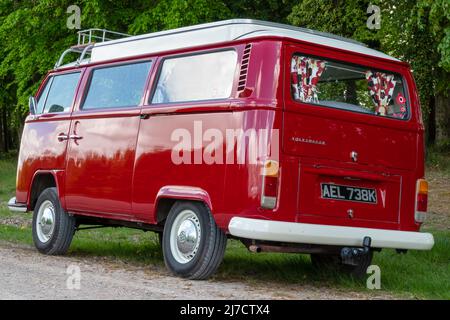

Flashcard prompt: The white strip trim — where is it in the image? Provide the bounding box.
[228,217,434,250]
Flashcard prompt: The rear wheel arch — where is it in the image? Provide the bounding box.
[153,186,214,225]
[155,198,213,225]
[155,198,177,225]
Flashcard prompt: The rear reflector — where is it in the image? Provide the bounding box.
[263,176,278,198]
[261,160,279,209]
[415,179,428,223]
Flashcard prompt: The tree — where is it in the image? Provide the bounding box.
[381,0,450,147]
[0,0,298,153]
[287,0,450,147]
[0,0,448,152]
[288,0,381,47]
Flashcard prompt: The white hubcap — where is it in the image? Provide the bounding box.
[170,210,201,264]
[36,200,55,243]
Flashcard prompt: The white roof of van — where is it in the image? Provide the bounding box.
[86,19,399,63]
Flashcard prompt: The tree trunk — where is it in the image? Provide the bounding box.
[2,107,9,153]
[426,96,436,146]
[0,108,4,153]
[435,90,450,146]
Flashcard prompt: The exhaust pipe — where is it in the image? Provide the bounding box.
[249,245,262,253]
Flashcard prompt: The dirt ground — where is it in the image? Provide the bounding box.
[426,170,450,230]
[0,243,396,300]
[0,170,447,300]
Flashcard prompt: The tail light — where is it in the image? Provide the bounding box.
[415,179,428,223]
[261,160,279,209]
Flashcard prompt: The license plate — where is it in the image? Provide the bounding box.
[320,183,377,204]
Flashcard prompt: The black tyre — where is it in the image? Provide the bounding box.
[32,187,76,255]
[310,250,373,278]
[162,201,227,280]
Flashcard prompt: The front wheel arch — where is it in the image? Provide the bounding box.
[28,172,56,211]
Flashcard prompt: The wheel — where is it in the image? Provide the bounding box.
[310,250,373,278]
[32,187,76,255]
[162,201,227,280]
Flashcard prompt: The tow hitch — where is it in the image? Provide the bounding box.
[341,236,372,266]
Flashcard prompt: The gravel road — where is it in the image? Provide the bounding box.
[0,243,394,300]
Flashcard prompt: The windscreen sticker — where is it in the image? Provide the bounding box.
[365,71,397,116]
[291,56,326,104]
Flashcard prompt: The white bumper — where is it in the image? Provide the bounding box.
[7,197,27,213]
[228,217,434,250]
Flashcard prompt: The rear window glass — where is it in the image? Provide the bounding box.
[291,54,409,120]
[151,50,237,104]
[83,61,151,110]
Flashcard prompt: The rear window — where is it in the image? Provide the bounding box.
[151,50,237,104]
[291,54,409,120]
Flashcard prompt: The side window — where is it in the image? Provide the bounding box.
[291,54,409,120]
[36,78,53,114]
[152,50,237,104]
[43,72,81,114]
[82,61,152,110]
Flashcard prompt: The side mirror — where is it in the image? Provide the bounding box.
[28,96,37,115]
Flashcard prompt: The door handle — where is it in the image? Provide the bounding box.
[70,121,82,143]
[69,134,83,140]
[57,133,69,142]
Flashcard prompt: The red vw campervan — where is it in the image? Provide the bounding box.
[8,20,434,279]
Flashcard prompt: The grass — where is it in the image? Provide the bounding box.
[0,156,449,299]
[0,154,19,221]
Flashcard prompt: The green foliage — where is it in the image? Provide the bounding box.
[288,0,381,47]
[380,0,450,117]
[129,0,233,34]
[0,0,449,147]
[287,0,450,131]
[0,0,297,126]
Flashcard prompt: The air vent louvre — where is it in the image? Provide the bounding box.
[237,44,252,91]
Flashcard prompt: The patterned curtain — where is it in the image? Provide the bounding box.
[365,71,397,116]
[291,56,326,103]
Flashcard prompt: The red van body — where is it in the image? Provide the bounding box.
[9,20,434,279]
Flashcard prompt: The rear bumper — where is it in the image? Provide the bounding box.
[228,217,434,250]
[7,197,27,213]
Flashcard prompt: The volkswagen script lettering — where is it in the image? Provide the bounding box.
[291,136,326,145]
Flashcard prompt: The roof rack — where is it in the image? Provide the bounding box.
[77,28,131,46]
[54,28,130,69]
